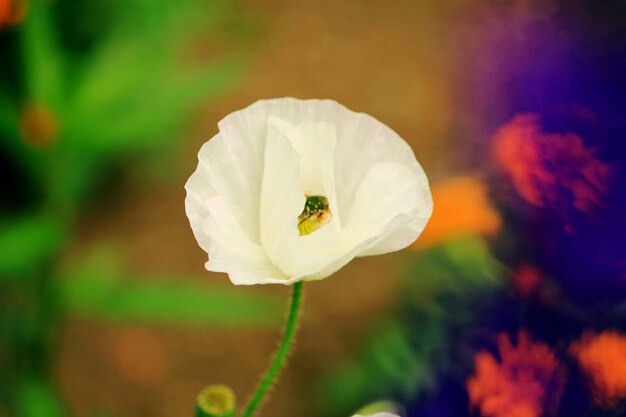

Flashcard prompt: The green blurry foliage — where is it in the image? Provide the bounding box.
[1,0,241,214]
[59,245,283,328]
[0,215,64,279]
[317,235,505,417]
[16,380,64,417]
[318,322,426,417]
[0,0,249,416]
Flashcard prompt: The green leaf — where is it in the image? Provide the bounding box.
[16,379,64,417]
[59,246,283,328]
[18,0,64,108]
[0,215,64,279]
[60,275,284,328]
[58,0,242,155]
[0,93,20,140]
[43,148,105,214]
[404,234,503,308]
[63,57,240,154]
[317,321,438,417]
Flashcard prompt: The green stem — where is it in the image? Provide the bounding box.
[240,281,303,417]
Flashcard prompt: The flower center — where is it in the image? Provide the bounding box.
[297,195,332,236]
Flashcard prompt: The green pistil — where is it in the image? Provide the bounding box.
[297,195,331,236]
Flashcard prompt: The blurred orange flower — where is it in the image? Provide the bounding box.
[413,176,500,249]
[492,114,610,217]
[570,331,626,407]
[467,331,565,417]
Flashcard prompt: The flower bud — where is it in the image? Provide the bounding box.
[196,385,236,417]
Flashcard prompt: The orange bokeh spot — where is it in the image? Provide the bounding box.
[467,331,565,417]
[0,0,10,24]
[513,264,542,297]
[19,103,58,147]
[570,331,626,407]
[113,328,168,385]
[413,176,501,249]
[492,114,610,216]
[0,0,28,27]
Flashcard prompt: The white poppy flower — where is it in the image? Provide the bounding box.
[185,98,433,285]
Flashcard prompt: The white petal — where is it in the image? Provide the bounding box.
[185,103,286,284]
[330,108,430,230]
[185,134,261,247]
[343,162,432,257]
[271,118,334,194]
[260,117,342,279]
[202,196,289,284]
[259,118,305,263]
[268,117,342,226]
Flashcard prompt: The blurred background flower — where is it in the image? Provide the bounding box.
[412,176,500,249]
[467,331,565,417]
[570,331,626,408]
